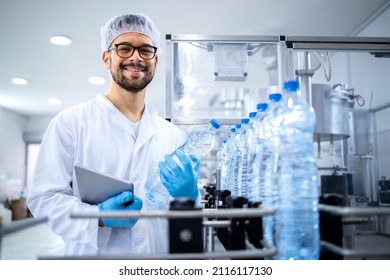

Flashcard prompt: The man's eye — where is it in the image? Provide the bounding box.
[141,49,153,54]
[119,47,132,52]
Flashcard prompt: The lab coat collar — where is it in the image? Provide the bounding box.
[95,93,117,112]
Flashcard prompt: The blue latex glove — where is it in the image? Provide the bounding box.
[98,190,143,228]
[158,149,200,201]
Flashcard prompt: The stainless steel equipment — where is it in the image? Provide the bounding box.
[311,83,354,142]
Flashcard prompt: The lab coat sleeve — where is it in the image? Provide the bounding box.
[26,115,103,250]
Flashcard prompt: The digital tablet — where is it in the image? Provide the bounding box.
[74,165,134,205]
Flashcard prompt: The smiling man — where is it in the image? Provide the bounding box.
[26,13,200,257]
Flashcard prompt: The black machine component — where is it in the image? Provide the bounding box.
[245,201,263,249]
[321,174,352,206]
[203,188,264,252]
[169,198,203,254]
[379,176,390,205]
[203,185,217,208]
[214,189,231,209]
[319,194,344,260]
[225,196,248,250]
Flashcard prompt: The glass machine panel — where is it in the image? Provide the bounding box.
[166,35,283,125]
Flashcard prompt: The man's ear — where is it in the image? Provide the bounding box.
[102,51,110,69]
[154,55,159,67]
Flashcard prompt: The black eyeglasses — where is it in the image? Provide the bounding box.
[108,43,157,60]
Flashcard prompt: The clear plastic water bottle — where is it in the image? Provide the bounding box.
[237,118,249,197]
[238,116,256,198]
[240,112,258,200]
[224,127,237,193]
[229,123,242,196]
[259,93,283,249]
[217,140,228,191]
[145,119,221,209]
[274,80,319,260]
[246,103,268,201]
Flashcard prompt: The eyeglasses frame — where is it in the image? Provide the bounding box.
[108,43,158,60]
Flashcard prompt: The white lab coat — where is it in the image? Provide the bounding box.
[26,94,188,256]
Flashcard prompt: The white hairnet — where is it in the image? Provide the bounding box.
[100,13,162,55]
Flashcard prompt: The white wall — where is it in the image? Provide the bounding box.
[24,115,55,143]
[0,107,28,201]
[25,115,53,133]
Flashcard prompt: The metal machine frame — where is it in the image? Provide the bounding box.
[166,35,390,125]
[165,34,283,125]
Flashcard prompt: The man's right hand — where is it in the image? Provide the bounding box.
[98,190,142,228]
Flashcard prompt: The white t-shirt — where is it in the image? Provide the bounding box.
[129,120,141,139]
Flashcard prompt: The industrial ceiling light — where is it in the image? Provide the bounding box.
[50,35,72,46]
[47,98,62,105]
[89,76,105,85]
[12,77,28,85]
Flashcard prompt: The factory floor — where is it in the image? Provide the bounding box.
[1,219,390,260]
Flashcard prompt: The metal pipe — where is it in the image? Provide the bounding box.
[297,51,313,106]
[317,166,348,171]
[203,220,231,228]
[319,204,390,217]
[360,155,377,202]
[369,100,390,112]
[202,219,207,252]
[317,139,321,158]
[206,225,215,253]
[70,207,275,220]
[39,247,278,260]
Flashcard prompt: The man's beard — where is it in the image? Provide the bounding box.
[111,60,155,93]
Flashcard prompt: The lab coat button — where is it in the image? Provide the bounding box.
[136,238,144,245]
[132,175,139,182]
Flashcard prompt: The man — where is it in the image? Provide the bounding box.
[26,13,199,256]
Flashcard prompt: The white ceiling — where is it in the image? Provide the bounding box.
[1,0,389,118]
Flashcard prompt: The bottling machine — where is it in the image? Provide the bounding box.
[163,35,390,259]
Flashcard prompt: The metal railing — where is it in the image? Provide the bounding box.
[3,204,390,259]
[319,204,390,258]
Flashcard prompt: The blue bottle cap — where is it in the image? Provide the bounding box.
[249,112,257,118]
[256,103,268,111]
[209,119,221,129]
[235,124,241,129]
[269,93,282,101]
[283,80,300,91]
[241,118,250,125]
[231,127,237,133]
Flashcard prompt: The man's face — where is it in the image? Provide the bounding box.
[104,32,158,93]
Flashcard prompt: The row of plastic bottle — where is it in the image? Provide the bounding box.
[218,80,320,260]
[143,80,319,259]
